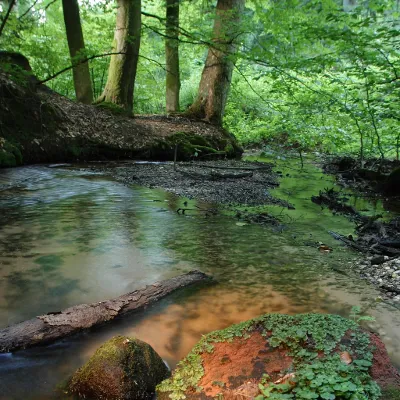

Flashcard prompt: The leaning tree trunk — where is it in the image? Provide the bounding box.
[165,0,180,113]
[98,0,141,113]
[62,0,93,104]
[187,0,244,126]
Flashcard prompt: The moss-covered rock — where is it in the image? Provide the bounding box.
[157,313,399,400]
[0,137,22,167]
[69,335,170,400]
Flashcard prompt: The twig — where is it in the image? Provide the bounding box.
[37,52,167,85]
[174,144,178,171]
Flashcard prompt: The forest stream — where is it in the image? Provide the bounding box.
[0,155,400,399]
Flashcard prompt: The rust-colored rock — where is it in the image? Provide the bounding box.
[157,314,400,400]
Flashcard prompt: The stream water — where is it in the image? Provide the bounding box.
[0,156,399,399]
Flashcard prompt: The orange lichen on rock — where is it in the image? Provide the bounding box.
[199,332,293,397]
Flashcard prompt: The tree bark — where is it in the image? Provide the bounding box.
[165,0,180,113]
[187,0,245,126]
[62,0,93,104]
[0,270,211,353]
[98,0,141,113]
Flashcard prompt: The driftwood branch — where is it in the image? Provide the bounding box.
[0,270,211,353]
[328,230,368,252]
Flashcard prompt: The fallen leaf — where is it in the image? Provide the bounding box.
[319,245,332,253]
[236,222,247,227]
[340,351,352,365]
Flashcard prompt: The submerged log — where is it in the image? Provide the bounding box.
[0,270,211,353]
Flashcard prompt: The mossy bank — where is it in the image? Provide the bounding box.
[0,66,242,167]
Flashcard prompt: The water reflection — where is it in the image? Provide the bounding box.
[0,164,399,399]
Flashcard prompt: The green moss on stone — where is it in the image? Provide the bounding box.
[69,335,170,400]
[0,137,23,167]
[96,101,129,116]
[150,131,231,161]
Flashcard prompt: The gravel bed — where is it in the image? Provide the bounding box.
[99,160,291,208]
[353,256,400,300]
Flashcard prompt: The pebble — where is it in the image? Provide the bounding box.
[352,256,400,299]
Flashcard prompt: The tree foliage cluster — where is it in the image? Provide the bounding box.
[1,0,400,159]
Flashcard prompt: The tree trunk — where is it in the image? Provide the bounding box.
[187,0,244,126]
[0,270,211,353]
[165,0,180,113]
[62,0,93,104]
[98,0,141,113]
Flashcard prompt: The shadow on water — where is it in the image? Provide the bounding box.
[0,162,399,399]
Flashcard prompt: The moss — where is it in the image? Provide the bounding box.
[224,143,235,156]
[157,313,381,400]
[96,101,129,116]
[0,137,23,167]
[69,335,170,400]
[66,144,83,158]
[381,386,400,400]
[149,131,233,161]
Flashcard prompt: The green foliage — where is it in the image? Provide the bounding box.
[157,313,381,400]
[2,0,400,159]
[349,306,376,324]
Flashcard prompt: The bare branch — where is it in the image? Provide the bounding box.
[0,0,16,37]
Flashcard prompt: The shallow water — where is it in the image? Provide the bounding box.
[0,159,399,399]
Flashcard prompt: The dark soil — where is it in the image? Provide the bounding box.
[323,156,400,199]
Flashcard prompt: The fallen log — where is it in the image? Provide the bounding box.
[0,270,211,353]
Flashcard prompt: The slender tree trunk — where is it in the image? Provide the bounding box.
[62,0,93,104]
[187,0,245,126]
[98,0,141,113]
[165,0,180,113]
